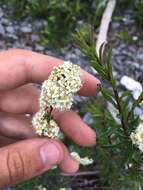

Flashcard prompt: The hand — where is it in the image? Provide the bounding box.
[0,49,100,188]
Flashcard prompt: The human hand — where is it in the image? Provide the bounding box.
[0,49,100,188]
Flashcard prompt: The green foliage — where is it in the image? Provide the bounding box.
[1,0,107,47]
[117,0,134,8]
[116,27,143,46]
[134,1,143,25]
[15,174,43,190]
[116,28,135,44]
[15,168,71,190]
[74,26,143,190]
[117,0,143,26]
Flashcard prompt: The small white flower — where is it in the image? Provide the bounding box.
[32,110,60,138]
[80,157,94,166]
[70,152,94,166]
[40,61,82,111]
[132,36,138,41]
[32,61,82,138]
[130,123,143,152]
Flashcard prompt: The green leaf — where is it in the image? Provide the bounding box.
[102,142,123,149]
[101,88,117,108]
[107,47,113,77]
[120,90,132,99]
[91,60,107,78]
[127,92,143,121]
[122,94,132,118]
[99,42,106,64]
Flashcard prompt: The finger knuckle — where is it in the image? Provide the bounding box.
[7,149,25,183]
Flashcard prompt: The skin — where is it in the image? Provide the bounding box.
[0,49,101,188]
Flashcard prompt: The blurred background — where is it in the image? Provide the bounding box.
[1,0,143,190]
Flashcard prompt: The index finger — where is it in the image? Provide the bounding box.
[0,49,100,96]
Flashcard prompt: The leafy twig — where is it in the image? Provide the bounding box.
[111,84,128,136]
[127,92,143,121]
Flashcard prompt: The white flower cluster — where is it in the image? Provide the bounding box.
[32,111,60,138]
[70,152,94,166]
[40,61,82,111]
[130,123,143,152]
[32,61,82,137]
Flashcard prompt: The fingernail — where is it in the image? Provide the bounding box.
[40,142,60,166]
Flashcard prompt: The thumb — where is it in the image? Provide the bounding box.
[0,138,64,188]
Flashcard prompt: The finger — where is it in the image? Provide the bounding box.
[58,141,79,174]
[79,70,101,96]
[0,112,36,139]
[0,84,40,114]
[0,138,64,188]
[0,81,99,114]
[53,110,96,147]
[0,109,96,147]
[0,49,100,96]
[0,135,17,147]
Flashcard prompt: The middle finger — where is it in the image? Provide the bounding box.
[0,84,96,146]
